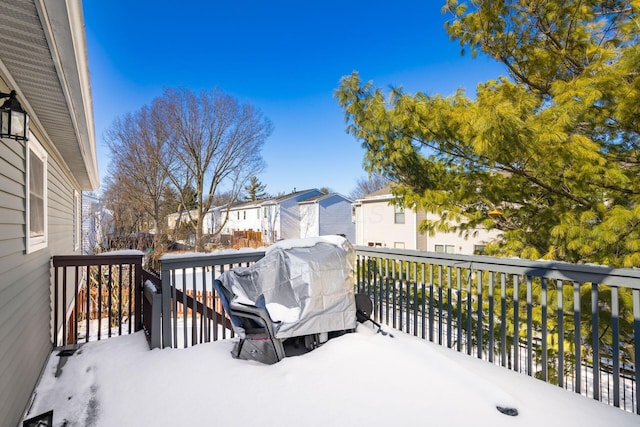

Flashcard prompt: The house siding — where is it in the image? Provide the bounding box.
[299,203,319,238]
[318,195,355,242]
[0,135,80,425]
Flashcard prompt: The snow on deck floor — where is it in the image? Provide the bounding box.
[28,325,638,426]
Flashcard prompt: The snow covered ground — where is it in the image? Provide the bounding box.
[27,324,638,426]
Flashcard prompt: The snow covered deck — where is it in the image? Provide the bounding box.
[27,326,638,426]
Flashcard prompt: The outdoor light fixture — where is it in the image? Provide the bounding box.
[0,90,29,141]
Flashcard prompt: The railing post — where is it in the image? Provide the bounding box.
[161,261,173,348]
[134,261,143,332]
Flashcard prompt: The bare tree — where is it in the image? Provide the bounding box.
[156,87,272,251]
[349,173,389,199]
[101,174,147,248]
[104,104,173,249]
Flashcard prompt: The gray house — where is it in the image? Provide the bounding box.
[0,1,98,425]
[299,193,355,242]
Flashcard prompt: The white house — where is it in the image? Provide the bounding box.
[82,193,113,254]
[167,208,198,232]
[215,199,264,235]
[201,189,357,245]
[299,193,355,242]
[352,187,501,254]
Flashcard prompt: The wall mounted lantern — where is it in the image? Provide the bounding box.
[0,90,29,141]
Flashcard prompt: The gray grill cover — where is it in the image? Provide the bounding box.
[220,236,356,338]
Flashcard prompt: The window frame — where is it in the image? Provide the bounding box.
[394,204,405,224]
[434,244,455,254]
[26,135,48,254]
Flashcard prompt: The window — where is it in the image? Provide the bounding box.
[394,204,405,224]
[474,245,486,255]
[394,242,405,249]
[434,244,455,254]
[26,136,47,253]
[73,190,81,251]
[243,211,246,220]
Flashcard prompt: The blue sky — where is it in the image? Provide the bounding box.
[83,1,504,197]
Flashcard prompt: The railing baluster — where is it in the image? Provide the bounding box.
[192,267,198,345]
[447,266,452,348]
[421,264,426,340]
[513,275,519,372]
[541,278,548,382]
[592,283,600,401]
[466,267,472,356]
[171,269,177,347]
[488,272,494,364]
[574,281,581,394]
[429,264,435,343]
[611,286,620,407]
[413,262,418,337]
[456,267,462,352]
[373,258,379,323]
[477,270,483,359]
[405,261,410,334]
[500,273,506,367]
[182,268,188,348]
[202,266,209,343]
[438,265,443,346]
[399,261,404,332]
[379,259,385,324]
[526,275,533,376]
[557,279,564,387]
[633,288,640,415]
[392,260,397,330]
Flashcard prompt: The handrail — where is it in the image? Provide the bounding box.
[52,253,144,347]
[354,246,640,415]
[159,249,266,348]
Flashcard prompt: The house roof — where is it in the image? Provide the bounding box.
[355,186,395,203]
[203,189,322,214]
[0,0,98,189]
[260,189,321,205]
[298,193,353,205]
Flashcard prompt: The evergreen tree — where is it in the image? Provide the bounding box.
[336,0,640,267]
[244,176,267,201]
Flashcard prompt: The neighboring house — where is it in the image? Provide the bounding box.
[0,1,99,426]
[299,193,355,242]
[167,208,198,232]
[216,199,264,235]
[352,187,501,254]
[82,193,113,254]
[203,189,331,244]
[260,189,324,242]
